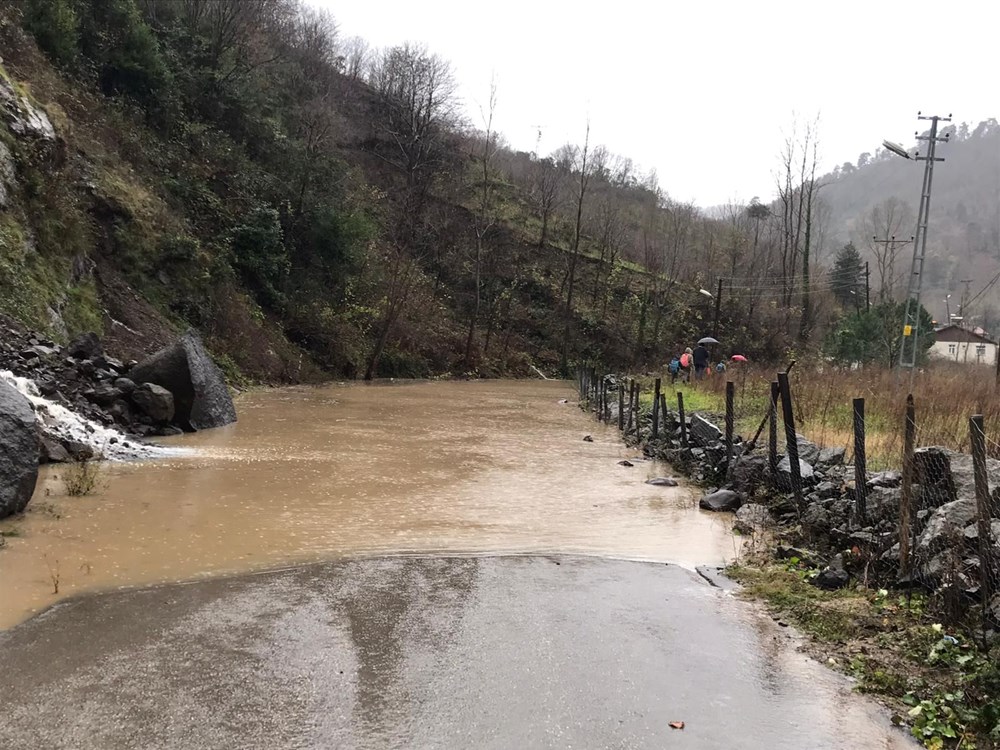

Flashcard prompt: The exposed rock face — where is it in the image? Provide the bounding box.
[129,330,236,431]
[0,77,56,143]
[0,380,39,518]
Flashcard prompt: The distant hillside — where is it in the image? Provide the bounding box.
[818,120,1000,326]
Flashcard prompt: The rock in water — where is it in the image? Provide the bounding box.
[131,383,175,423]
[646,477,679,486]
[129,330,236,430]
[699,489,742,512]
[0,380,39,518]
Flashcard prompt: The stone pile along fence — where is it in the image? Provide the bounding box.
[576,366,1000,633]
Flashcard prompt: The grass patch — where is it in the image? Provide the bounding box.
[633,362,1000,470]
[729,560,1000,748]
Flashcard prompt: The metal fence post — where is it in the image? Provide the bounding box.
[900,395,916,578]
[853,397,867,525]
[725,380,735,476]
[677,391,688,449]
[768,381,779,477]
[626,380,635,434]
[652,378,661,440]
[777,372,803,512]
[618,381,625,431]
[969,414,993,638]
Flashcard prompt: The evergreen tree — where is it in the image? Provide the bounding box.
[831,242,864,308]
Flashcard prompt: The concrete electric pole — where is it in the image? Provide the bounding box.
[884,112,952,389]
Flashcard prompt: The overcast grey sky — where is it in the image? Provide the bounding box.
[316,0,996,207]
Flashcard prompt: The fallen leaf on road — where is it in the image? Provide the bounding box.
[669,721,685,730]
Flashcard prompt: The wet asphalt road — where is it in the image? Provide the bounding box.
[0,555,916,750]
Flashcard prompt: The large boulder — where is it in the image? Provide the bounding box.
[0,381,40,518]
[66,331,103,360]
[913,446,1000,509]
[775,455,816,489]
[690,415,722,447]
[916,499,978,558]
[699,489,742,512]
[816,446,846,469]
[129,330,236,430]
[794,434,821,465]
[131,383,175,423]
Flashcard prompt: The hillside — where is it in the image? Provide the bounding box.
[818,120,1000,325]
[3,0,979,379]
[1,0,740,380]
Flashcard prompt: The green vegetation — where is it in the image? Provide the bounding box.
[62,457,104,496]
[730,563,1000,748]
[2,1,999,383]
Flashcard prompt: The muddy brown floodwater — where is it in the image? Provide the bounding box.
[0,380,734,628]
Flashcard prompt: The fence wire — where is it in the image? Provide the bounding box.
[576,365,999,632]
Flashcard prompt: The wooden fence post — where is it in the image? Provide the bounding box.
[677,391,688,449]
[853,397,867,525]
[969,414,993,628]
[659,393,668,438]
[602,376,609,423]
[652,378,661,440]
[618,382,625,431]
[725,380,735,476]
[626,380,635,434]
[768,381,779,477]
[777,371,803,511]
[900,395,916,577]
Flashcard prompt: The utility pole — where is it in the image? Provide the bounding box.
[895,112,951,389]
[712,277,723,339]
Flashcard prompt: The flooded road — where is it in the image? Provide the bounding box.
[0,380,733,627]
[0,557,917,750]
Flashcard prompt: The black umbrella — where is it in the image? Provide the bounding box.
[697,337,719,345]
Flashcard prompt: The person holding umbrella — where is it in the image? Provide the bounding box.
[692,340,711,381]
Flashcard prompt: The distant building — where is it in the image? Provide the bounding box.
[931,324,998,366]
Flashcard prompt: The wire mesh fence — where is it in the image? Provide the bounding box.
[575,363,1000,632]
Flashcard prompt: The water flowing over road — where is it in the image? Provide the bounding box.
[0,380,916,749]
[0,380,730,627]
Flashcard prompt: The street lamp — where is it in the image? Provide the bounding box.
[699,288,713,298]
[882,139,912,160]
[945,294,951,325]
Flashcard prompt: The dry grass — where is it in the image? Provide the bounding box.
[655,362,1000,469]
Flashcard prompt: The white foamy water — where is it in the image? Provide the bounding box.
[1,370,187,461]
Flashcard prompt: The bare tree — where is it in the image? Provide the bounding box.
[528,157,565,248]
[863,197,914,302]
[776,117,822,340]
[463,79,498,369]
[367,43,459,197]
[559,123,593,372]
[341,35,370,79]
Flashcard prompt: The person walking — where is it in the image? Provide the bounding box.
[692,343,710,381]
[679,348,693,383]
[668,355,682,384]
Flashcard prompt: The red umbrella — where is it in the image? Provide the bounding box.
[730,354,748,362]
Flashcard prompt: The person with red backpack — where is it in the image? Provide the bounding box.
[679,347,693,383]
